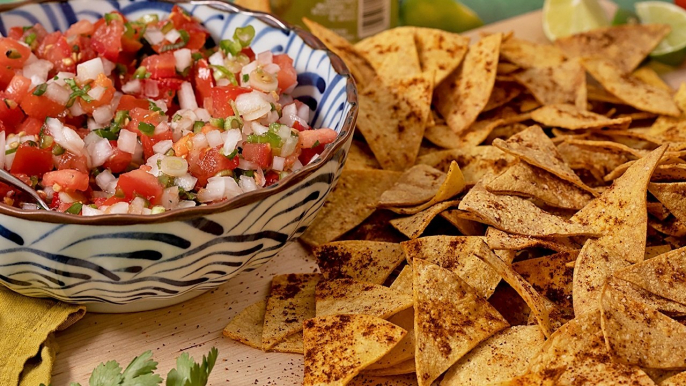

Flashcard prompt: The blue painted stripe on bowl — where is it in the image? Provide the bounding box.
[0,224,23,245]
[61,232,192,251]
[91,250,163,260]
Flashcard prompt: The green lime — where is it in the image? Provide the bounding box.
[612,8,640,25]
[542,0,610,41]
[635,1,686,66]
[400,0,484,34]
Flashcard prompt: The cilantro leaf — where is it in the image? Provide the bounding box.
[166,348,217,386]
[89,360,123,386]
[121,373,163,386]
[122,350,159,381]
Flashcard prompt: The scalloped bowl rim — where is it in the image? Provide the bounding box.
[0,0,358,225]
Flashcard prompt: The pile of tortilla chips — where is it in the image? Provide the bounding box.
[224,20,686,386]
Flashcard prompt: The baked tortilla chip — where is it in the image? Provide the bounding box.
[649,182,686,224]
[303,314,406,386]
[483,83,522,112]
[485,161,594,210]
[223,300,304,353]
[388,161,465,215]
[492,125,596,195]
[315,278,413,319]
[514,59,587,110]
[379,164,447,207]
[513,251,577,315]
[417,146,516,185]
[582,58,681,117]
[301,169,401,246]
[233,0,270,12]
[500,37,565,69]
[413,259,509,386]
[441,210,486,236]
[633,66,673,93]
[366,308,416,371]
[554,24,671,73]
[600,278,686,369]
[348,374,418,386]
[645,244,672,259]
[435,33,502,134]
[262,273,320,350]
[557,140,632,182]
[302,18,375,85]
[346,140,381,170]
[354,27,421,82]
[458,183,598,238]
[414,27,470,85]
[603,276,686,318]
[314,241,405,285]
[390,265,413,295]
[401,236,505,298]
[441,326,546,386]
[390,200,460,239]
[424,119,502,149]
[357,72,434,171]
[485,227,581,253]
[616,246,686,306]
[363,358,416,376]
[531,104,631,131]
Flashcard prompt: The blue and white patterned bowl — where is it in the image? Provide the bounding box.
[0,0,357,312]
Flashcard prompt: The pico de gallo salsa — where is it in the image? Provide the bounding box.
[0,6,337,215]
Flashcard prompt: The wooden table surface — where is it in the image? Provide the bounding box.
[52,3,686,385]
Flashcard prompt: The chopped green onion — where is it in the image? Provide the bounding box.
[39,134,53,149]
[192,52,203,62]
[114,110,129,126]
[312,140,320,148]
[132,66,151,79]
[139,14,159,24]
[225,148,239,160]
[193,121,204,133]
[242,74,250,83]
[24,33,37,46]
[29,176,38,188]
[210,65,238,85]
[124,22,136,38]
[178,187,197,201]
[149,101,163,114]
[64,78,93,107]
[165,148,175,156]
[224,116,243,130]
[269,122,282,133]
[104,13,123,24]
[160,29,190,52]
[6,49,22,60]
[214,169,234,177]
[52,144,64,155]
[151,205,166,214]
[219,39,243,56]
[65,202,83,214]
[210,118,225,128]
[172,114,183,122]
[33,83,47,96]
[247,132,282,148]
[72,44,80,53]
[138,122,155,136]
[157,173,172,187]
[242,170,255,177]
[22,26,32,32]
[94,128,118,140]
[161,21,175,34]
[233,25,255,48]
[5,148,17,155]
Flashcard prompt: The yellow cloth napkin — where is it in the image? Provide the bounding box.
[0,286,85,386]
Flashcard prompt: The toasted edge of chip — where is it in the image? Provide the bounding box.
[315,278,413,319]
[314,241,406,285]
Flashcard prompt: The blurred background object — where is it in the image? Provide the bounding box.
[235,0,271,12]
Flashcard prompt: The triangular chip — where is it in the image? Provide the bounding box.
[354,27,421,82]
[483,83,522,112]
[302,18,375,85]
[513,251,577,315]
[303,314,406,386]
[435,33,502,134]
[600,278,686,369]
[387,161,466,215]
[262,273,320,350]
[616,246,686,306]
[564,138,647,159]
[441,325,546,386]
[301,169,401,246]
[603,276,686,318]
[379,165,448,208]
[390,200,460,239]
[414,27,469,85]
[402,236,505,298]
[339,210,407,244]
[485,227,581,253]
[440,210,486,236]
[348,374,418,386]
[413,259,509,386]
[366,308,416,371]
[362,358,416,376]
[633,66,673,92]
[357,72,434,171]
[492,125,596,195]
[389,265,413,296]
[649,182,686,224]
[531,104,631,131]
[582,58,681,117]
[313,241,405,285]
[424,120,503,150]
[554,24,671,73]
[514,59,587,110]
[645,244,672,259]
[458,183,598,238]
[557,140,632,182]
[500,37,565,69]
[416,146,516,185]
[346,140,381,170]
[315,278,413,319]
[485,161,594,210]
[662,372,686,386]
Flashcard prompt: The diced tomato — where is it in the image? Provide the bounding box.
[94,195,128,207]
[0,181,21,201]
[273,54,298,91]
[103,142,133,174]
[127,107,164,135]
[121,22,144,53]
[241,47,256,62]
[20,94,64,121]
[66,20,95,37]
[141,78,184,104]
[2,75,31,102]
[42,169,90,192]
[141,52,178,79]
[242,143,272,168]
[677,0,686,10]
[167,5,208,50]
[0,99,25,129]
[79,73,115,113]
[140,129,173,159]
[0,66,14,90]
[116,169,163,204]
[264,170,279,186]
[36,32,75,73]
[57,152,89,174]
[188,147,239,187]
[211,85,252,117]
[193,59,214,106]
[91,18,124,62]
[299,143,325,165]
[292,121,308,132]
[8,24,48,50]
[49,191,62,209]
[116,95,150,111]
[16,117,43,136]
[10,144,53,176]
[0,38,32,67]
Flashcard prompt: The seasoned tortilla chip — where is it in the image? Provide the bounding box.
[348,374,418,386]
[497,62,519,74]
[262,273,320,350]
[301,169,401,246]
[354,27,421,82]
[362,358,416,376]
[234,0,270,11]
[417,146,516,186]
[554,24,671,73]
[302,18,375,85]
[315,278,413,319]
[357,72,434,171]
[649,215,686,237]
[645,244,672,259]
[458,183,598,238]
[414,27,470,85]
[390,200,460,239]
[441,326,546,386]
[485,161,594,210]
[441,210,486,236]
[389,265,413,295]
[600,278,686,369]
[531,104,631,131]
[558,140,632,182]
[500,37,565,69]
[435,33,502,134]
[582,58,681,117]
[662,372,686,386]
[514,60,587,110]
[493,125,596,195]
[616,246,686,306]
[339,210,407,244]
[513,251,577,314]
[223,300,304,353]
[314,241,405,285]
[413,259,509,386]
[603,276,686,318]
[587,82,626,104]
[303,314,406,386]
[633,66,673,93]
[485,123,529,144]
[366,308,416,371]
[564,139,647,159]
[485,227,581,252]
[649,182,686,224]
[346,140,381,170]
[483,83,522,112]
[388,161,465,215]
[424,120,502,149]
[379,165,447,207]
[401,236,505,298]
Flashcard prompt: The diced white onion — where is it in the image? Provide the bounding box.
[224,176,243,198]
[144,28,165,45]
[51,72,76,87]
[95,169,116,191]
[4,150,14,170]
[88,137,114,167]
[239,175,258,192]
[174,48,192,72]
[152,139,173,154]
[205,129,223,148]
[21,203,39,210]
[146,154,165,177]
[272,156,285,171]
[280,136,298,157]
[151,99,168,113]
[165,29,181,43]
[240,61,258,83]
[250,121,269,136]
[235,91,272,121]
[257,51,273,66]
[23,59,53,87]
[76,58,105,83]
[194,108,211,122]
[175,173,197,191]
[69,100,86,116]
[102,58,115,76]
[87,85,106,101]
[117,129,138,154]
[178,81,198,110]
[129,197,147,214]
[92,105,114,125]
[161,186,180,209]
[297,103,310,121]
[142,207,153,215]
[161,156,189,177]
[132,141,144,164]
[238,158,258,170]
[87,117,106,130]
[106,201,130,214]
[208,51,224,66]
[221,129,242,156]
[44,83,70,106]
[0,131,5,170]
[81,205,105,216]
[198,177,226,202]
[256,167,266,187]
[216,78,231,87]
[47,118,85,155]
[192,133,208,149]
[277,125,292,141]
[292,159,303,171]
[177,200,197,209]
[122,79,141,94]
[154,121,170,135]
[58,191,77,204]
[263,63,280,75]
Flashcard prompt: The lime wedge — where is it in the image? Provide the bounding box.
[400,0,484,33]
[635,1,686,66]
[542,0,610,41]
[612,8,640,26]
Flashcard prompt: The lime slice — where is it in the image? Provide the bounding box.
[542,0,610,41]
[635,1,686,66]
[400,0,484,33]
[612,8,640,26]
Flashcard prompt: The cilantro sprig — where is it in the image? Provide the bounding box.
[64,78,93,108]
[41,347,218,386]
